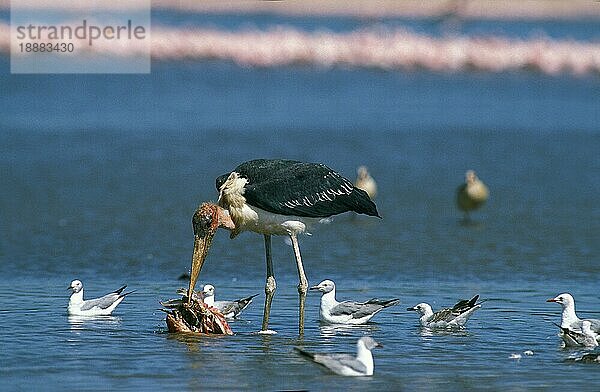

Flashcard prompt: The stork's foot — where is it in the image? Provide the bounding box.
[162,292,233,335]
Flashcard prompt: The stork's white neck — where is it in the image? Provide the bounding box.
[218,173,247,209]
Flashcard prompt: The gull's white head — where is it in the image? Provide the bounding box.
[309,279,335,294]
[465,170,477,184]
[407,302,433,316]
[358,336,382,351]
[357,166,369,179]
[69,280,83,294]
[547,293,575,309]
[202,284,215,299]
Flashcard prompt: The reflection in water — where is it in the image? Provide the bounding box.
[319,323,380,339]
[418,327,472,338]
[68,315,122,331]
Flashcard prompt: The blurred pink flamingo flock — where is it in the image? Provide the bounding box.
[3,22,599,76]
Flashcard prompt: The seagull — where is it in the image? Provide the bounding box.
[294,336,382,376]
[200,284,259,319]
[186,159,380,333]
[553,321,599,348]
[67,279,133,316]
[309,279,399,325]
[547,293,600,345]
[354,166,377,199]
[456,170,488,220]
[407,295,482,329]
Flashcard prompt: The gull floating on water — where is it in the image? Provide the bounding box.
[553,321,599,348]
[355,166,377,200]
[200,284,259,319]
[169,285,259,319]
[407,295,482,329]
[456,170,488,220]
[68,279,133,316]
[295,336,382,376]
[309,279,399,325]
[547,293,600,346]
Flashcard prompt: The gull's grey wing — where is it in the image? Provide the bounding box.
[581,319,600,334]
[80,293,121,311]
[314,353,367,375]
[215,294,258,317]
[556,323,586,345]
[429,307,457,323]
[214,300,236,314]
[330,301,384,319]
[430,295,480,323]
[451,295,479,313]
[365,298,400,308]
[449,305,481,325]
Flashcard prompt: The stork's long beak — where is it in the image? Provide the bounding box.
[188,231,215,304]
[406,306,417,311]
[546,298,557,303]
[309,285,320,291]
[187,203,236,304]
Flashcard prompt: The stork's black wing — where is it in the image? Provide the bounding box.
[216,159,380,218]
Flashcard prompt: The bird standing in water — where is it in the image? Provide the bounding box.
[456,170,488,221]
[354,166,377,200]
[187,159,380,334]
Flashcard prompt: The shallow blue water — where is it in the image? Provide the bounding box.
[1,12,600,391]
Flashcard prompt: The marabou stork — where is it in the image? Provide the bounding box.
[187,159,380,333]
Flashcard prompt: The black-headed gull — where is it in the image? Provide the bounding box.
[547,293,600,345]
[295,336,382,376]
[309,279,399,325]
[68,279,133,316]
[407,295,482,329]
